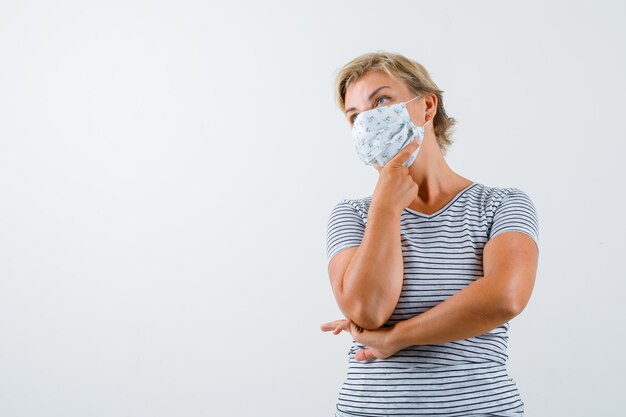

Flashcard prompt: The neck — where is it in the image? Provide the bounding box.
[407,135,472,206]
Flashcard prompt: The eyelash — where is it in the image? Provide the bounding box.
[350,96,391,123]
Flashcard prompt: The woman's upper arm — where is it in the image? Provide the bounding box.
[484,188,540,314]
[483,231,538,315]
[325,200,367,317]
[327,247,358,317]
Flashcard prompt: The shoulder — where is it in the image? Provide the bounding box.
[470,182,536,211]
[482,183,540,246]
[328,195,373,225]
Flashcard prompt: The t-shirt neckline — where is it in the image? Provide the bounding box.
[403,182,478,218]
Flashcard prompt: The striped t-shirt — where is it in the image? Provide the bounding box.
[325,181,539,417]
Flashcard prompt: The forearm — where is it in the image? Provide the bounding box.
[342,207,404,329]
[391,275,519,349]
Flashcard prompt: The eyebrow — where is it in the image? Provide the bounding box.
[344,86,391,115]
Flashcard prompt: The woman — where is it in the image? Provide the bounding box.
[320,51,539,417]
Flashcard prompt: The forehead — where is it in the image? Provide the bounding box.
[344,71,407,106]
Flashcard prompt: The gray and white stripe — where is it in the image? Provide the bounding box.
[326,182,539,416]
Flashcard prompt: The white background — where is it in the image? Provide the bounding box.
[1,1,624,416]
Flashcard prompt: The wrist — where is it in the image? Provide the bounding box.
[369,203,401,219]
[390,320,411,351]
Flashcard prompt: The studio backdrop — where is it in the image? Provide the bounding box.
[0,1,624,416]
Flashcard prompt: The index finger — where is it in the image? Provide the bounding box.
[386,137,421,168]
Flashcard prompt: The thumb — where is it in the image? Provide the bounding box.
[355,348,376,362]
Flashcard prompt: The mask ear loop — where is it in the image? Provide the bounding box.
[404,117,431,148]
[405,95,432,127]
[405,95,421,105]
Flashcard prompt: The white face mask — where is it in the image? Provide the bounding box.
[351,95,431,168]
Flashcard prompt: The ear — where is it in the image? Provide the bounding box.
[423,93,438,119]
[374,165,382,173]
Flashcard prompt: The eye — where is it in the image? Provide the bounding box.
[349,96,391,124]
[375,96,391,106]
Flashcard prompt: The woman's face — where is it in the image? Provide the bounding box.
[343,71,428,128]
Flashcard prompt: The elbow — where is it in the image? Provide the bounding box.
[336,294,385,330]
[502,295,526,318]
[493,280,530,319]
[336,282,390,330]
[351,315,384,331]
[335,292,379,330]
[348,303,387,330]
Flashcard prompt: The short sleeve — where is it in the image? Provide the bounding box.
[326,200,367,262]
[489,188,539,251]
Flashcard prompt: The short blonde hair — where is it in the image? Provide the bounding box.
[335,51,457,155]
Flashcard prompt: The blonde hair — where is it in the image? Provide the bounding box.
[335,51,457,155]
